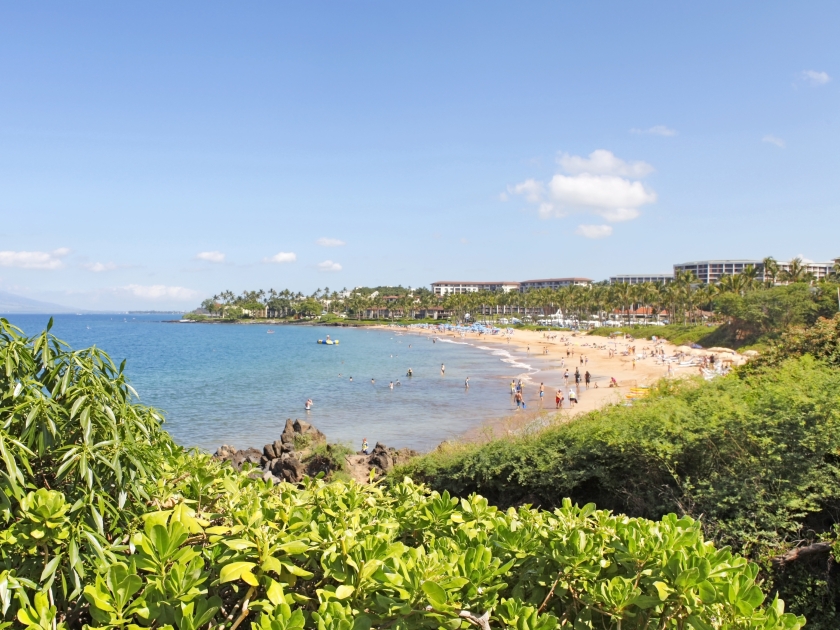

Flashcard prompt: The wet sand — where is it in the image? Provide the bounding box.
[391,325,689,442]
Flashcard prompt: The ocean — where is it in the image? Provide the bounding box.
[4,314,544,452]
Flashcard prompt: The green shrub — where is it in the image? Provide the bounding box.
[0,320,804,629]
[396,323,840,627]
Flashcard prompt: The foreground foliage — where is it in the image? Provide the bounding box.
[0,320,806,628]
[397,315,840,627]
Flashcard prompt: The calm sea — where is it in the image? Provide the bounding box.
[4,314,545,452]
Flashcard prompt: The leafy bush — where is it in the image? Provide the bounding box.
[587,324,723,347]
[397,333,840,626]
[0,320,805,628]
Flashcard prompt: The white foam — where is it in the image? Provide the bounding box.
[436,338,471,345]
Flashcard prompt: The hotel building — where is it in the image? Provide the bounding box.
[610,274,674,285]
[518,278,592,292]
[431,281,521,296]
[673,260,764,284]
[673,259,836,284]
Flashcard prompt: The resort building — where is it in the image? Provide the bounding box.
[673,260,764,284]
[610,274,674,285]
[673,258,837,284]
[775,260,836,281]
[518,278,592,292]
[431,281,521,296]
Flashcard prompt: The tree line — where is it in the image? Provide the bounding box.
[197,256,840,325]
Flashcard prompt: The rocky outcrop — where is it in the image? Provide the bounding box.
[214,422,418,485]
[363,443,420,477]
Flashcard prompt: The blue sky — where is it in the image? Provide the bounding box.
[1,2,838,310]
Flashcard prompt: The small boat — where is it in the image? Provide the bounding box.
[317,339,339,345]
[267,330,275,334]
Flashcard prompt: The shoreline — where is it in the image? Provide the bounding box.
[169,317,727,452]
[376,323,688,445]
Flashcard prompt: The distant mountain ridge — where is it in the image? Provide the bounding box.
[0,291,81,314]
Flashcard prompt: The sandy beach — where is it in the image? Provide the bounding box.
[392,325,690,441]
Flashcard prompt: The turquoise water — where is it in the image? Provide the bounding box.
[5,314,543,452]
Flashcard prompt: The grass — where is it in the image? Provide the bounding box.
[587,323,728,346]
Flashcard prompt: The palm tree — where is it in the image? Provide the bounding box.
[762,257,779,286]
[740,265,759,291]
[779,257,813,284]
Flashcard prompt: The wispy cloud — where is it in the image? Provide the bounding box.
[316,238,346,247]
[316,260,342,272]
[575,224,613,239]
[803,70,830,86]
[762,135,785,148]
[630,125,677,137]
[558,150,654,178]
[262,252,297,264]
[0,248,70,270]
[122,284,198,300]
[195,251,225,263]
[83,262,117,272]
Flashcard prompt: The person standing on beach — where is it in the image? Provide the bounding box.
[564,370,569,385]
[555,388,563,409]
[514,390,523,410]
[585,371,591,389]
[569,388,578,407]
[510,379,516,395]
[539,383,545,406]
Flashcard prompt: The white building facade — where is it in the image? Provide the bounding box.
[610,274,674,285]
[431,281,521,296]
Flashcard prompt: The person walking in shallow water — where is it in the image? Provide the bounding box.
[441,363,445,375]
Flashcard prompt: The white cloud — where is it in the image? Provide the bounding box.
[762,135,785,148]
[576,225,613,239]
[262,252,297,264]
[498,192,509,202]
[509,178,544,203]
[123,284,198,300]
[630,125,677,137]
[83,262,117,272]
[558,150,654,178]
[196,251,225,263]
[316,237,346,247]
[803,70,830,86]
[511,150,656,229]
[508,149,657,231]
[316,260,342,272]
[546,174,656,216]
[0,248,70,270]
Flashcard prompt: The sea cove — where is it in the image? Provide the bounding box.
[7,313,541,452]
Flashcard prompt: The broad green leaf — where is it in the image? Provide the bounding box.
[220,562,257,584]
